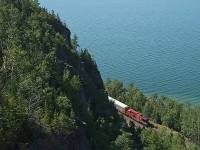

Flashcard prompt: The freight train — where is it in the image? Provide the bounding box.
[108,96,149,126]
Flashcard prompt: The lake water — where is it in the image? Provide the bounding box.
[39,0,200,105]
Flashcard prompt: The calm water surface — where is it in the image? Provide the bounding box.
[39,0,200,105]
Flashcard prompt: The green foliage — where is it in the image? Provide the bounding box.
[0,1,124,149]
[126,83,147,111]
[140,129,196,150]
[142,95,183,130]
[80,48,104,89]
[56,95,72,115]
[104,78,147,112]
[72,34,79,50]
[0,97,36,149]
[51,112,75,135]
[79,49,98,75]
[1,1,200,149]
[0,0,82,148]
[82,77,122,149]
[104,78,126,99]
[181,105,200,146]
[105,78,200,148]
[62,70,81,115]
[110,130,133,150]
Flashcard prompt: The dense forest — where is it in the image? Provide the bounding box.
[0,0,200,150]
[105,78,200,149]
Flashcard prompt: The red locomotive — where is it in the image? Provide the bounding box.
[108,96,149,126]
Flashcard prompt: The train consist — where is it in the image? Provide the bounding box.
[108,96,149,126]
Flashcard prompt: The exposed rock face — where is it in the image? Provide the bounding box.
[0,2,113,150]
[25,25,102,150]
[55,26,104,114]
[48,19,72,48]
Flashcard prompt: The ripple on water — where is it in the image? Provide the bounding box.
[39,0,200,105]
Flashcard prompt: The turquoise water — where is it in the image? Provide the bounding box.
[39,0,200,105]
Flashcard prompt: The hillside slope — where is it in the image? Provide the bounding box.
[1,1,200,150]
[0,1,121,149]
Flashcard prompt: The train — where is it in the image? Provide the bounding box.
[108,96,149,126]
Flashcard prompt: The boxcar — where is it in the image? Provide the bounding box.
[108,96,129,113]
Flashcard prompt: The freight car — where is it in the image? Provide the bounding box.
[108,96,149,126]
[108,96,129,113]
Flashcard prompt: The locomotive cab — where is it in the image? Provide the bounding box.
[108,96,150,127]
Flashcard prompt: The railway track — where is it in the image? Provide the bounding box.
[122,113,179,135]
[122,113,157,130]
[109,96,158,130]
